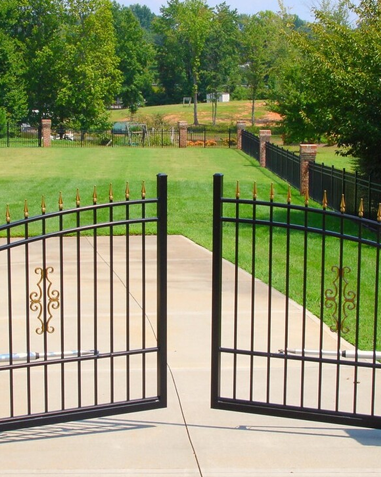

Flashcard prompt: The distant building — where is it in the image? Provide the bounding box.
[206,92,230,103]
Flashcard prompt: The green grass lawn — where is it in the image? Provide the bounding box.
[0,146,377,351]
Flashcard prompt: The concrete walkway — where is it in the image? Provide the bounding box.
[0,235,380,476]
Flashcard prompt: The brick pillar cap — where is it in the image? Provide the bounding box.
[178,121,188,127]
[236,121,246,129]
[260,130,272,136]
[300,144,318,151]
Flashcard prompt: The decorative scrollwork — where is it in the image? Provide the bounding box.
[325,265,356,334]
[30,267,60,335]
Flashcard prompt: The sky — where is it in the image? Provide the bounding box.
[118,0,318,21]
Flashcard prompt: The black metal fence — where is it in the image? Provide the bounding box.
[241,130,259,158]
[187,127,237,148]
[212,173,381,429]
[0,174,167,431]
[241,131,381,219]
[0,123,41,148]
[309,162,381,219]
[50,127,180,148]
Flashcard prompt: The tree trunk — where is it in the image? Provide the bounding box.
[193,88,199,125]
[251,88,255,126]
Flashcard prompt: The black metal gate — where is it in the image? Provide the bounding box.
[0,174,167,431]
[211,173,381,429]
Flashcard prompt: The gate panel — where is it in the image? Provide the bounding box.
[0,174,167,431]
[211,173,381,429]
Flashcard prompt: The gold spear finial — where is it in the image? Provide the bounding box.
[125,182,130,200]
[235,181,240,199]
[109,183,113,202]
[253,182,257,200]
[41,196,46,214]
[58,192,63,211]
[322,190,328,210]
[287,185,292,204]
[305,189,309,206]
[270,183,274,201]
[141,181,146,199]
[24,200,29,219]
[378,203,381,222]
[6,204,10,224]
[93,186,97,204]
[358,198,364,218]
[340,194,346,213]
[76,189,80,207]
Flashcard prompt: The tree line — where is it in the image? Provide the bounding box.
[1,0,380,177]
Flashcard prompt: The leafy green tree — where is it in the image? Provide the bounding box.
[201,3,241,125]
[154,0,212,124]
[274,0,381,177]
[0,0,28,122]
[241,11,284,125]
[112,3,154,114]
[55,0,122,130]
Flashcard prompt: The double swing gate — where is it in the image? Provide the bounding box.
[0,174,167,432]
[211,173,381,429]
[1,172,381,432]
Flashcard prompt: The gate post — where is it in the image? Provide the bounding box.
[259,130,272,167]
[211,173,223,408]
[41,119,52,147]
[236,121,246,150]
[157,173,168,407]
[178,121,188,148]
[300,144,317,195]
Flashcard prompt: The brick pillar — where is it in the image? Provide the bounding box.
[41,119,52,147]
[259,130,271,167]
[236,121,246,150]
[178,121,188,148]
[300,144,317,196]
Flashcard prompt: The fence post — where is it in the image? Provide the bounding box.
[178,121,188,148]
[300,144,317,195]
[259,130,271,167]
[236,121,246,150]
[41,119,52,147]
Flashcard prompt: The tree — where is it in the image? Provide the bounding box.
[201,3,240,125]
[274,0,381,177]
[154,0,212,124]
[54,0,122,130]
[241,11,284,125]
[112,3,154,114]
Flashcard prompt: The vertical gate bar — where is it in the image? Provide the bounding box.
[335,206,345,412]
[142,190,146,399]
[300,200,309,408]
[109,197,115,404]
[267,190,274,403]
[42,212,49,413]
[7,226,14,417]
[157,174,167,406]
[353,214,363,414]
[282,195,292,406]
[125,187,131,401]
[371,222,381,415]
[93,204,98,406]
[211,174,223,407]
[233,184,240,400]
[318,206,327,410]
[76,202,82,408]
[249,186,257,402]
[24,220,31,414]
[59,211,65,410]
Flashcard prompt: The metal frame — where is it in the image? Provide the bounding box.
[211,173,381,429]
[0,174,167,432]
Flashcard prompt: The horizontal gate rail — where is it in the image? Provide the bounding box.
[212,173,381,429]
[0,174,167,432]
